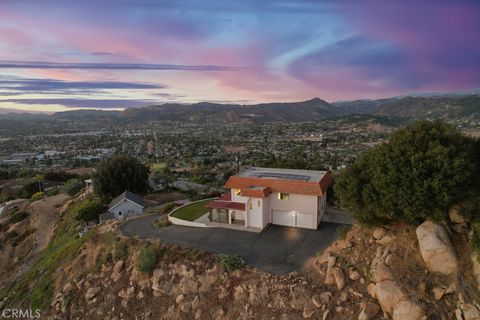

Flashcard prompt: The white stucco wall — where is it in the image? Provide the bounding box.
[109,199,143,219]
[269,193,317,214]
[317,194,327,226]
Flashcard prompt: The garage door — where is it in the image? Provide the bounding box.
[272,210,295,227]
[272,210,314,229]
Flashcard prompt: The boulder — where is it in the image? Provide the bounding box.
[311,295,323,308]
[62,282,73,294]
[358,302,380,320]
[462,304,480,320]
[113,260,124,274]
[432,287,445,300]
[349,270,361,281]
[384,254,396,266]
[191,295,200,311]
[392,300,424,320]
[118,289,129,300]
[372,228,387,240]
[332,267,345,290]
[176,294,185,304]
[472,252,480,289]
[367,283,376,298]
[303,303,316,319]
[325,256,337,285]
[85,287,100,301]
[375,280,405,314]
[416,220,458,275]
[448,205,466,224]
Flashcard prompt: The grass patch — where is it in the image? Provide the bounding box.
[170,199,210,221]
[336,225,352,240]
[153,217,172,228]
[113,241,128,262]
[217,254,246,272]
[149,162,167,174]
[136,245,159,274]
[8,211,28,224]
[472,223,480,254]
[4,198,95,309]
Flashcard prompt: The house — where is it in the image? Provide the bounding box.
[206,167,332,230]
[107,191,144,219]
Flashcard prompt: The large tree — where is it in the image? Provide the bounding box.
[94,155,150,199]
[334,121,479,225]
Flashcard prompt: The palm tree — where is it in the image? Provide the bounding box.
[34,174,45,193]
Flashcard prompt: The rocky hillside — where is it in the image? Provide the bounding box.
[1,194,479,320]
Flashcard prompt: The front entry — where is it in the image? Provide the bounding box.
[209,208,229,223]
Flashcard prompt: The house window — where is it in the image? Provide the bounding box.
[234,189,241,195]
[278,193,289,200]
[249,203,252,210]
[118,211,123,216]
[257,200,261,207]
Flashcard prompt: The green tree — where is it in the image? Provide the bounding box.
[76,199,104,222]
[334,121,479,225]
[93,155,150,199]
[64,178,84,197]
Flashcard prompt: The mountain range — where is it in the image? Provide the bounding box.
[1,94,479,125]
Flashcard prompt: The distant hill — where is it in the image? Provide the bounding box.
[52,97,343,123]
[333,94,480,123]
[1,94,479,125]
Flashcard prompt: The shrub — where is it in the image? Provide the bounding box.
[153,217,172,228]
[336,225,351,240]
[30,192,45,202]
[64,178,84,197]
[472,223,480,254]
[334,121,480,225]
[8,211,28,224]
[113,242,128,261]
[217,254,246,272]
[76,199,104,222]
[136,246,158,274]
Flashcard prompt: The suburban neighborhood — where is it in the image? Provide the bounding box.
[1,0,480,319]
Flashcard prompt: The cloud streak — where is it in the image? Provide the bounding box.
[1,98,157,109]
[0,60,249,71]
[0,78,167,92]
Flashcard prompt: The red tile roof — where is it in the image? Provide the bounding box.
[240,187,272,198]
[225,171,332,196]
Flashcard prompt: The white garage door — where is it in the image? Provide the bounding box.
[296,212,314,229]
[271,210,314,229]
[272,210,295,227]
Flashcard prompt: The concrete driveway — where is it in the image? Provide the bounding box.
[120,214,344,274]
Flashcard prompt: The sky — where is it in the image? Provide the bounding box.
[0,0,479,113]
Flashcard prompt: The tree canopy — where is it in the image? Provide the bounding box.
[76,199,104,222]
[334,121,480,225]
[93,155,150,199]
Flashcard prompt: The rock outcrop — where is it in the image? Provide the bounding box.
[371,248,424,319]
[416,220,458,275]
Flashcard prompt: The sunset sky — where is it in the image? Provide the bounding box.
[1,0,479,113]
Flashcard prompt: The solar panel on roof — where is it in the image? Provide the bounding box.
[251,172,311,181]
